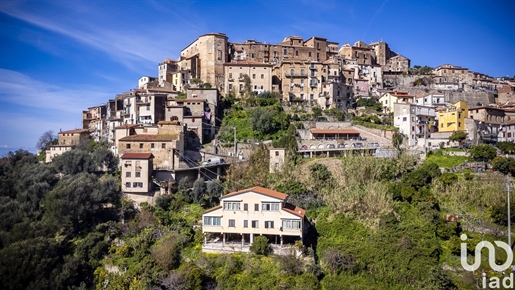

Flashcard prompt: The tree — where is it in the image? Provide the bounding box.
[497,141,515,154]
[449,131,468,143]
[469,144,497,161]
[36,130,57,150]
[392,131,405,151]
[191,178,206,204]
[249,107,281,137]
[312,106,322,118]
[492,157,511,175]
[250,236,272,255]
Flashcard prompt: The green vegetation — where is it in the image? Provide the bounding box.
[448,131,468,142]
[218,92,290,143]
[410,65,433,75]
[2,133,512,289]
[426,149,469,169]
[469,144,497,161]
[496,141,515,154]
[356,97,382,112]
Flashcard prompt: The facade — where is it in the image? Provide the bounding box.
[45,129,91,162]
[379,91,414,113]
[414,93,446,107]
[117,122,186,170]
[138,76,158,89]
[82,105,107,141]
[158,59,179,88]
[269,149,286,173]
[202,187,306,254]
[120,153,155,205]
[339,42,374,66]
[384,55,410,73]
[393,103,437,147]
[437,101,469,132]
[224,61,273,95]
[179,33,229,90]
[280,60,323,102]
[468,106,506,124]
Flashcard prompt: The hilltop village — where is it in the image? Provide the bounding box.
[44,32,515,204]
[6,32,515,289]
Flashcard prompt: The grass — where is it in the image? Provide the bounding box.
[426,153,469,169]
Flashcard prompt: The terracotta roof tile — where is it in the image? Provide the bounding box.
[282,202,306,218]
[114,124,142,129]
[222,186,288,200]
[310,129,360,134]
[119,134,178,141]
[120,153,154,159]
[202,205,222,214]
[59,129,89,134]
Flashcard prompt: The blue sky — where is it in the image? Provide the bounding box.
[0,0,514,155]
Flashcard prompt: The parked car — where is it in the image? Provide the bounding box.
[352,142,364,148]
[301,145,308,150]
[369,142,380,147]
[202,157,225,166]
[337,143,346,148]
[318,144,325,149]
[327,144,335,149]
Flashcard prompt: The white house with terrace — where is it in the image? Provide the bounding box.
[201,186,306,254]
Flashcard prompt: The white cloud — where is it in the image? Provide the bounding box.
[0,69,112,113]
[0,1,194,71]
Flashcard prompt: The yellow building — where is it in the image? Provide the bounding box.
[437,101,469,132]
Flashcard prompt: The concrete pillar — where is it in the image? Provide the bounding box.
[217,166,221,180]
[280,235,283,246]
[223,233,225,246]
[204,235,207,245]
[250,233,254,244]
[326,151,329,157]
[275,235,277,245]
[241,234,244,248]
[310,151,313,158]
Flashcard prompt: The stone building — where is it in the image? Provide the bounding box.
[82,105,107,141]
[269,148,286,173]
[45,129,91,162]
[120,153,155,205]
[179,33,229,90]
[223,61,273,95]
[339,41,374,66]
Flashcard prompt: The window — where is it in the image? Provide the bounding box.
[146,105,150,111]
[204,216,221,226]
[282,220,301,229]
[229,219,235,227]
[262,202,279,211]
[252,74,255,79]
[162,143,166,149]
[295,50,298,56]
[151,143,155,148]
[275,162,279,169]
[244,220,248,228]
[275,151,279,156]
[126,144,131,149]
[133,182,143,188]
[136,172,141,178]
[252,220,259,228]
[126,172,131,177]
[261,74,264,79]
[254,204,259,211]
[265,221,274,229]
[284,49,287,55]
[244,203,248,211]
[223,202,240,210]
[402,117,407,122]
[309,52,312,57]
[229,73,232,79]
[139,143,143,149]
[125,182,131,188]
[229,84,232,91]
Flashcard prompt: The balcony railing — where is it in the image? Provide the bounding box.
[284,72,308,77]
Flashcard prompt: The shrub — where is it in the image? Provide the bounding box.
[250,236,272,256]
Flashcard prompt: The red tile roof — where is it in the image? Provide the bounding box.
[202,205,222,214]
[119,134,178,141]
[282,202,306,218]
[310,129,360,135]
[114,124,142,129]
[120,153,154,159]
[59,129,89,134]
[222,186,288,200]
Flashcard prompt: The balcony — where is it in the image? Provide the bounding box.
[310,79,318,87]
[284,72,308,78]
